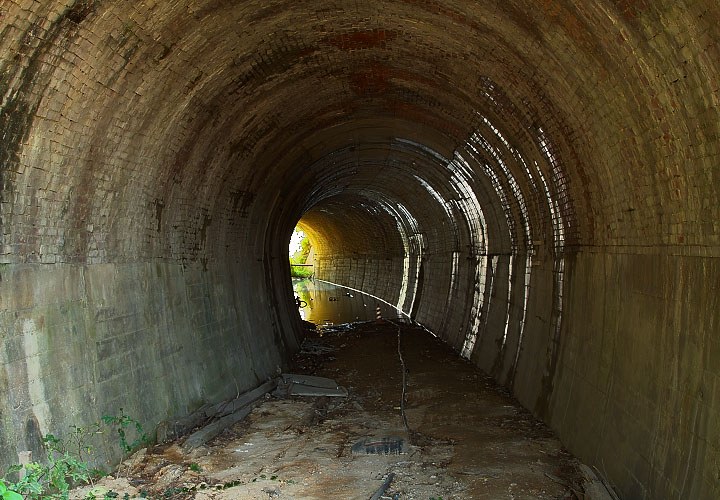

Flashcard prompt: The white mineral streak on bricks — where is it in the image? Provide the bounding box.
[448,251,459,304]
[23,318,50,434]
[501,255,514,350]
[396,253,410,311]
[460,260,482,359]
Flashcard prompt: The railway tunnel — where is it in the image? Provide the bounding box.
[0,1,719,498]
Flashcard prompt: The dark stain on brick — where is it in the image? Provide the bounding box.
[230,190,255,218]
[156,44,173,62]
[24,415,44,462]
[323,29,398,51]
[183,71,205,96]
[227,138,254,161]
[227,43,316,97]
[199,214,212,245]
[66,0,98,25]
[106,42,140,88]
[153,199,165,232]
[0,97,34,189]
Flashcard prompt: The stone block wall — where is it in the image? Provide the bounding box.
[0,260,289,472]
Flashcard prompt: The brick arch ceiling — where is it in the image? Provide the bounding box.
[2,1,719,498]
[6,1,718,264]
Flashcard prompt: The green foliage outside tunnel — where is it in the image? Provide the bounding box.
[289,228,313,278]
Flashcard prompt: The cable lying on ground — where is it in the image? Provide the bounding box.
[388,319,414,445]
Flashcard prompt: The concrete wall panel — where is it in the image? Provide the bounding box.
[0,262,286,471]
[544,253,720,499]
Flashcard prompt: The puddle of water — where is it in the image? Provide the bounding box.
[292,279,406,325]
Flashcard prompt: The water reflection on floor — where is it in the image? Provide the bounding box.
[292,278,406,324]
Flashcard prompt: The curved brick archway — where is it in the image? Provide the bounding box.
[1,2,718,498]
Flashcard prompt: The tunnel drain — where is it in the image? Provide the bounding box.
[351,437,406,455]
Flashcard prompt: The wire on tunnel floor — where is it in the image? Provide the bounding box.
[388,319,414,446]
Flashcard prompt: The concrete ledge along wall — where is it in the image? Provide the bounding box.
[1,1,719,498]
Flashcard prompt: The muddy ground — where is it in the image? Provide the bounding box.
[77,321,587,499]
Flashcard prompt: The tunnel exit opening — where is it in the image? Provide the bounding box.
[289,226,313,279]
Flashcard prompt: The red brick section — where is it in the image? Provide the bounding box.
[0,1,719,498]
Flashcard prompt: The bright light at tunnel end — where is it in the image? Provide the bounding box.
[289,228,306,255]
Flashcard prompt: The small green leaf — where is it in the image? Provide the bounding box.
[89,486,107,498]
[3,491,24,500]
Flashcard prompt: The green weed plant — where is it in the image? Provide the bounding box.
[100,409,147,458]
[2,410,147,500]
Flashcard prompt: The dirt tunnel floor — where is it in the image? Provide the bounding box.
[82,321,586,499]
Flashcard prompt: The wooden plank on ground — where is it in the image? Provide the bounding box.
[212,379,278,417]
[181,379,277,452]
